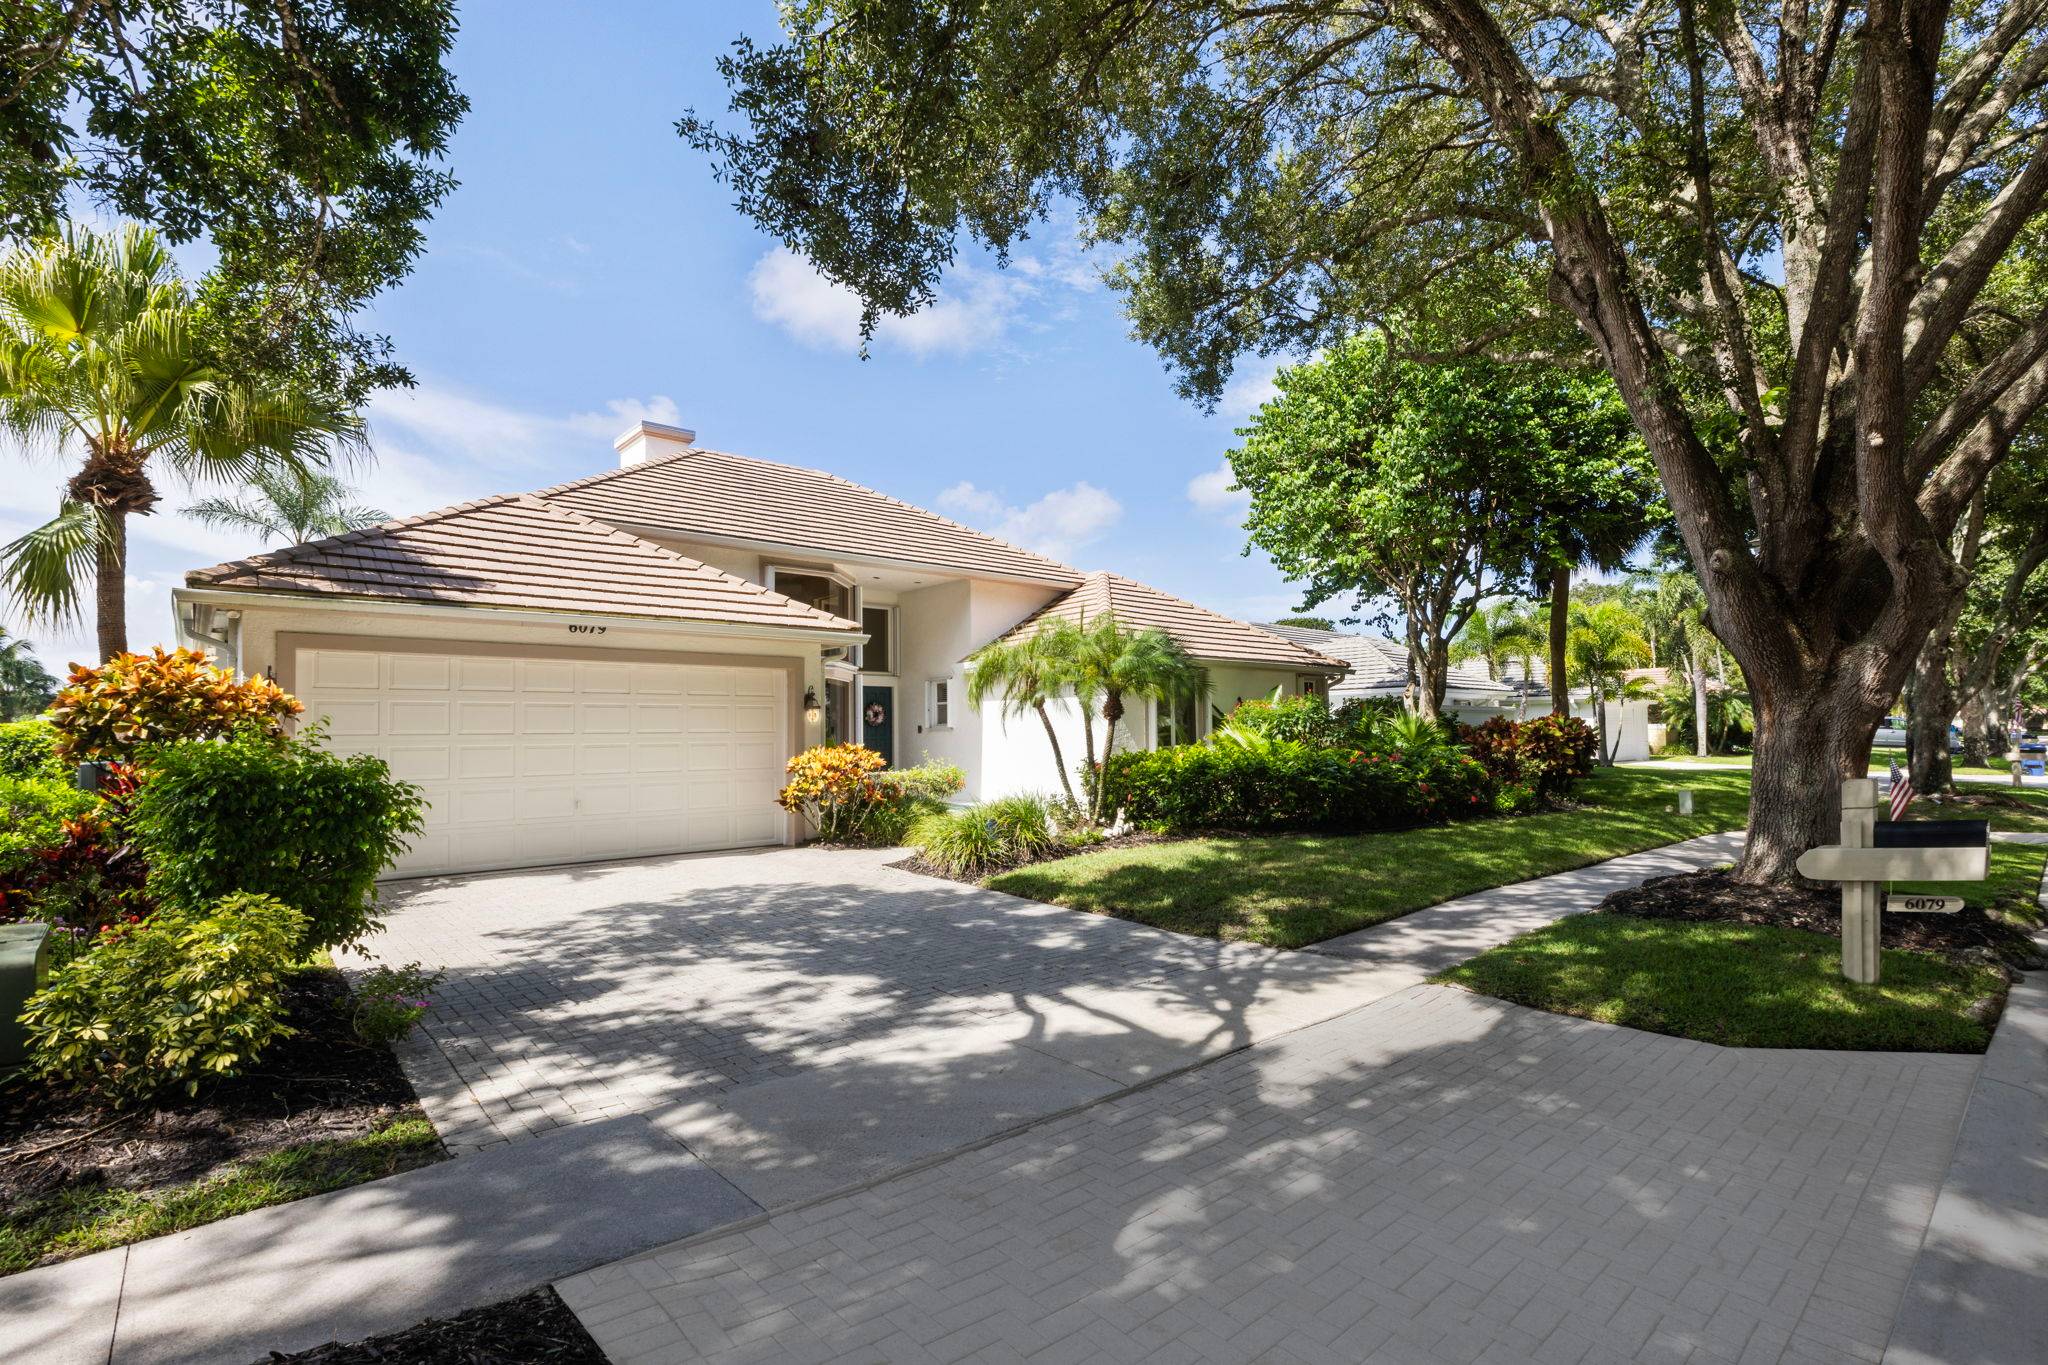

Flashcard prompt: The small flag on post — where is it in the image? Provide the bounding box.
[1889,758,1914,820]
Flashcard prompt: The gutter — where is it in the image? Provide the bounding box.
[171,586,871,648]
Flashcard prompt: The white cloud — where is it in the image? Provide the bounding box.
[937,480,1122,562]
[1219,357,1283,420]
[1186,460,1247,514]
[747,246,1044,358]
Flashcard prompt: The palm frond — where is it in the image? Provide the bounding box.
[1,501,106,626]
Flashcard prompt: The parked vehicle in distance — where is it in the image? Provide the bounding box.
[1874,717,1963,751]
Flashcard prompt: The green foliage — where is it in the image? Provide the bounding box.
[1101,737,1493,836]
[48,647,303,764]
[350,962,445,1045]
[129,729,424,953]
[1380,711,1457,756]
[865,759,969,845]
[1,4,466,403]
[185,466,388,546]
[0,717,63,779]
[0,228,369,653]
[908,796,1060,877]
[0,629,58,720]
[1436,916,2006,1054]
[1456,716,1598,803]
[21,893,307,1102]
[0,1113,441,1274]
[1270,615,1336,631]
[1225,693,1344,747]
[0,773,93,888]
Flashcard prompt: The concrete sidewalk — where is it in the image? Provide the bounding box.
[1,1116,758,1365]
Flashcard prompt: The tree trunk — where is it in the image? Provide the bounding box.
[1908,629,1955,793]
[1094,691,1125,822]
[1689,652,1709,758]
[1415,635,1450,722]
[1033,700,1080,811]
[95,510,127,662]
[1548,563,1569,717]
[1958,693,1995,767]
[1595,692,1610,765]
[1740,667,1896,883]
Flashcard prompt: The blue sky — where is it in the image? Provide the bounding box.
[0,1,1299,671]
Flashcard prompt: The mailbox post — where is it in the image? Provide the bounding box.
[1796,778,1989,985]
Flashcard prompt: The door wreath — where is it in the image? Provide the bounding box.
[865,701,887,726]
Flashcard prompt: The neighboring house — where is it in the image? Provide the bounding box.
[1259,621,1654,761]
[1255,623,1517,710]
[175,421,1346,876]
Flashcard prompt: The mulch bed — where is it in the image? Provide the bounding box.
[1601,870,2043,971]
[0,966,443,1211]
[260,1287,606,1364]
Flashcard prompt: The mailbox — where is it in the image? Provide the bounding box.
[0,922,51,1071]
[1874,820,1987,848]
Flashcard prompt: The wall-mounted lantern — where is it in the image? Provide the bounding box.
[803,686,822,726]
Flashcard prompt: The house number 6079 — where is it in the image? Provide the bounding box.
[569,624,607,635]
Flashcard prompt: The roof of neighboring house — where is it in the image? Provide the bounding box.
[1255,623,1515,698]
[537,449,1084,587]
[185,494,863,633]
[991,572,1351,672]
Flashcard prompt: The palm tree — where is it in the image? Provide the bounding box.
[1450,598,1542,691]
[187,465,387,546]
[965,630,1083,809]
[0,226,364,660]
[0,627,57,720]
[1567,599,1653,765]
[1064,615,1208,822]
[1647,570,1716,757]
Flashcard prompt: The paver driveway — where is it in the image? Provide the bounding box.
[353,836,1742,1208]
[561,985,1977,1365]
[353,845,1408,1204]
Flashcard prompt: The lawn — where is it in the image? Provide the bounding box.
[1431,916,2007,1052]
[0,1114,441,1274]
[987,768,1754,949]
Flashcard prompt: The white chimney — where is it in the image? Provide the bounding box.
[614,419,698,467]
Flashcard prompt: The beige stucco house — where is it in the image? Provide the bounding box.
[174,421,1346,877]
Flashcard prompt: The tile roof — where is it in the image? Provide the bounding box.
[538,450,1084,587]
[991,572,1350,672]
[1256,623,1514,698]
[185,495,863,633]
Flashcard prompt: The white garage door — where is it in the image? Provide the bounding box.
[294,646,789,877]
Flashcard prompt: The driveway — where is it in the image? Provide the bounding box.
[354,845,1403,1205]
[353,837,1742,1208]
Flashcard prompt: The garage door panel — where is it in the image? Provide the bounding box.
[296,647,787,876]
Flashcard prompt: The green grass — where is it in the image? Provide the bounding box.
[0,1114,442,1275]
[1641,751,1753,766]
[1894,840,2048,923]
[1432,916,2007,1052]
[1871,746,2016,776]
[1922,787,2048,837]
[987,768,1755,949]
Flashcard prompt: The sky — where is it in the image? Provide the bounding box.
[0,1,1301,674]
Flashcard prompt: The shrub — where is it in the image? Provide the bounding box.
[777,743,890,842]
[908,795,1061,877]
[865,759,968,845]
[0,719,64,780]
[21,892,307,1102]
[48,648,302,765]
[0,774,94,890]
[129,729,425,953]
[1454,715,1598,803]
[1101,738,1494,834]
[350,961,446,1045]
[1227,694,1344,747]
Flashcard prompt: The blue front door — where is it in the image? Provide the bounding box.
[861,684,896,767]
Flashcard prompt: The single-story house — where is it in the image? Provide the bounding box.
[1258,621,1655,762]
[174,420,1346,876]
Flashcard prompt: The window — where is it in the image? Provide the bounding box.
[1155,693,1198,749]
[926,678,952,729]
[861,606,895,673]
[823,679,853,746]
[768,567,852,621]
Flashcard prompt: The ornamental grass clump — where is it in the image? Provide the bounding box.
[908,795,1061,877]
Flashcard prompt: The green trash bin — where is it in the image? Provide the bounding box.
[0,922,52,1069]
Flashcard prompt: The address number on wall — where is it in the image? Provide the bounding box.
[568,624,608,635]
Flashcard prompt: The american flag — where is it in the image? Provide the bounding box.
[1889,757,1914,820]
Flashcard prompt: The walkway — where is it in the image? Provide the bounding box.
[560,985,1976,1365]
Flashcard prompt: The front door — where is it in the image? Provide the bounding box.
[861,684,896,767]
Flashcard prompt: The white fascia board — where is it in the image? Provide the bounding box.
[172,586,870,647]
[593,521,1083,591]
